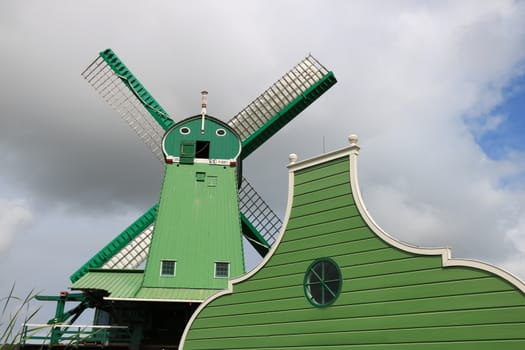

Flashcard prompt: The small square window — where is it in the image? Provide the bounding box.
[208,176,217,187]
[161,260,176,276]
[196,172,206,182]
[214,262,230,278]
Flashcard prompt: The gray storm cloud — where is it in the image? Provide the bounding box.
[1,1,525,325]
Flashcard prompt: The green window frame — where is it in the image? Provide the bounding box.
[304,257,342,307]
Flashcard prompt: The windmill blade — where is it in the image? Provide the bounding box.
[230,54,335,255]
[228,54,337,159]
[102,223,154,270]
[70,204,158,283]
[81,49,175,161]
[239,177,282,256]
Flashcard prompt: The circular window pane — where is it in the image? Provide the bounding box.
[216,128,226,136]
[304,258,342,307]
[180,127,191,135]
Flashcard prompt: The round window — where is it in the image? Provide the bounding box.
[304,258,342,307]
[216,128,226,136]
[180,127,191,135]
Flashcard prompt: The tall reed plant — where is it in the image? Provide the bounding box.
[0,284,41,349]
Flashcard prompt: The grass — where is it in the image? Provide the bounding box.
[0,284,41,349]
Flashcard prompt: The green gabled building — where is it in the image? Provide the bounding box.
[180,135,525,350]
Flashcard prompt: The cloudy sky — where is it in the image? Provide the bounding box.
[1,1,525,324]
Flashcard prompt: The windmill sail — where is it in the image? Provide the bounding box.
[228,54,337,159]
[239,178,282,256]
[228,54,336,255]
[70,204,158,282]
[81,49,175,161]
[102,223,154,269]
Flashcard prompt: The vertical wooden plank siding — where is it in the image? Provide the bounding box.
[183,156,525,349]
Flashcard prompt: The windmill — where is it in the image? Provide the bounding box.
[27,49,336,349]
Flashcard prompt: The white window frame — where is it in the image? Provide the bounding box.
[214,261,230,278]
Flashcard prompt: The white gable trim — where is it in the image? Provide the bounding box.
[348,139,525,294]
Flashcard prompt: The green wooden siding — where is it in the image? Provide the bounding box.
[183,155,525,349]
[143,162,245,290]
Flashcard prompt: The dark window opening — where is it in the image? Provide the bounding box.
[196,172,206,182]
[195,140,210,159]
[160,260,176,277]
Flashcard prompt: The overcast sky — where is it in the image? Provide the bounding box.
[1,0,525,325]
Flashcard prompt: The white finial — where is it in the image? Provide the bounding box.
[348,134,359,145]
[348,134,360,154]
[201,90,208,134]
[201,90,208,114]
[289,153,298,164]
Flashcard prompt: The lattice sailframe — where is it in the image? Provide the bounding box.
[239,177,282,247]
[228,55,329,141]
[82,55,166,161]
[102,224,154,269]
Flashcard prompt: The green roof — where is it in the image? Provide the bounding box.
[71,270,220,302]
[71,270,142,298]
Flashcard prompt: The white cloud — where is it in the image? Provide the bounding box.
[335,1,525,274]
[0,198,32,252]
[466,114,506,137]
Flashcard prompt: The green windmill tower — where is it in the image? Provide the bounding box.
[25,49,336,348]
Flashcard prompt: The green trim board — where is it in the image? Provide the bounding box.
[180,140,525,349]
